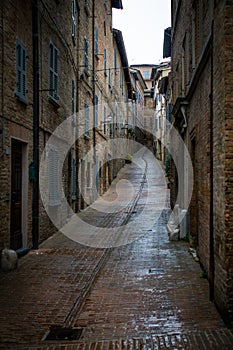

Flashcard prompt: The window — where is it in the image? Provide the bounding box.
[71,158,76,200]
[104,49,107,74]
[114,48,117,73]
[72,0,77,44]
[108,68,112,88]
[84,102,89,136]
[49,41,58,101]
[84,37,89,70]
[120,68,123,88]
[143,70,150,79]
[95,27,98,55]
[72,79,75,115]
[48,146,60,206]
[115,106,118,127]
[104,106,107,134]
[84,0,88,6]
[87,162,91,187]
[16,39,27,103]
[94,94,98,128]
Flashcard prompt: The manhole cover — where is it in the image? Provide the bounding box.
[43,326,83,341]
[149,268,165,274]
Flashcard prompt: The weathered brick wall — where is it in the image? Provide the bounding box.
[0,0,34,251]
[171,0,233,321]
[213,1,233,321]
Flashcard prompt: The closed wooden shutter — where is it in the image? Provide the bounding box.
[16,40,27,102]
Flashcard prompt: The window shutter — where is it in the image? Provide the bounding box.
[72,0,77,43]
[48,146,60,206]
[84,37,89,69]
[94,94,98,128]
[84,102,89,136]
[71,157,77,200]
[72,79,75,115]
[108,68,112,88]
[104,49,107,74]
[49,42,59,101]
[16,40,27,102]
[114,48,117,72]
[104,106,107,134]
[95,27,98,55]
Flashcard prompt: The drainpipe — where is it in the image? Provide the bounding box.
[92,0,97,199]
[32,0,39,249]
[1,0,5,159]
[209,20,214,301]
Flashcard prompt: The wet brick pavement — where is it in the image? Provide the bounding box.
[0,148,233,349]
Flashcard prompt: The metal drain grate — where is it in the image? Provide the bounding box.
[149,268,165,274]
[43,326,83,341]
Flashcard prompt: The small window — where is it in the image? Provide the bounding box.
[104,49,107,74]
[49,41,59,101]
[84,0,88,6]
[120,68,123,88]
[114,48,117,73]
[143,70,150,79]
[72,0,77,44]
[108,68,112,88]
[16,39,27,103]
[72,79,75,115]
[104,106,107,134]
[71,158,77,200]
[94,94,98,128]
[95,27,98,55]
[84,37,89,70]
[84,102,89,136]
[48,146,60,206]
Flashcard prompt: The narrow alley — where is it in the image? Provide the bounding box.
[0,149,232,349]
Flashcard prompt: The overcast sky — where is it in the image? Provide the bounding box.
[113,0,171,65]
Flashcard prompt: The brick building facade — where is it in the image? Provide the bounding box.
[170,0,233,321]
[0,0,132,255]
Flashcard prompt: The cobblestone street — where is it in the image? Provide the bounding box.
[0,149,232,349]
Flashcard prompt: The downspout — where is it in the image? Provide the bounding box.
[92,0,96,198]
[209,20,214,301]
[32,0,39,249]
[1,0,5,159]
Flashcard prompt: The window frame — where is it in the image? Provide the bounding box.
[49,41,59,102]
[84,37,89,70]
[16,39,27,103]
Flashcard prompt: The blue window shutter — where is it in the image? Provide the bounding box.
[72,79,75,115]
[104,49,107,74]
[49,42,59,101]
[84,102,89,136]
[71,158,77,200]
[95,27,98,55]
[114,48,117,72]
[72,0,77,43]
[104,106,107,134]
[94,94,98,127]
[84,37,88,69]
[16,40,27,102]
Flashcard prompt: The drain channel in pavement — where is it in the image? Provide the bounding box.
[148,268,165,274]
[43,326,83,341]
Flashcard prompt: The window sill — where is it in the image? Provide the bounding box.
[15,93,28,105]
[49,96,60,108]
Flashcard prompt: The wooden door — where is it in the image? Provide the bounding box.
[10,139,23,250]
